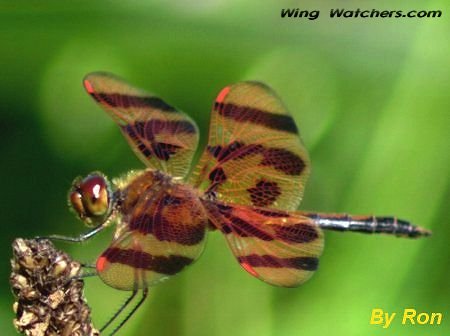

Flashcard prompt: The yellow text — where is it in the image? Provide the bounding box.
[402,308,442,325]
[370,308,443,328]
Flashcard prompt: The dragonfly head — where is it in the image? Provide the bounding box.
[69,172,112,227]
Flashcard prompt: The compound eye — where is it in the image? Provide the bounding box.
[69,190,86,219]
[69,174,110,225]
[81,175,109,216]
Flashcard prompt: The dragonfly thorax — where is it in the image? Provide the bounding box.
[116,169,178,215]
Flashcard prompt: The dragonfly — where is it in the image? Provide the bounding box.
[45,72,431,335]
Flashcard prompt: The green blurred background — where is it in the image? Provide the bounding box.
[1,1,448,335]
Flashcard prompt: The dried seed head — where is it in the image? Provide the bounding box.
[10,238,99,336]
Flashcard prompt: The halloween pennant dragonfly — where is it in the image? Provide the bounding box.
[45,72,431,335]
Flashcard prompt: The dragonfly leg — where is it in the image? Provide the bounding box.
[100,289,138,333]
[35,223,107,243]
[109,287,148,336]
[69,270,98,281]
[80,262,96,268]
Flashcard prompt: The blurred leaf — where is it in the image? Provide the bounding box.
[40,38,130,162]
[244,48,337,149]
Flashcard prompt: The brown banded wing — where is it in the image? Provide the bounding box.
[190,82,310,210]
[96,171,208,290]
[203,200,323,287]
[84,72,199,178]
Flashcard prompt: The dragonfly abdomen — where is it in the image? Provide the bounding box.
[303,212,431,238]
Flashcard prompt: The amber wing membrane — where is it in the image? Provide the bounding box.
[96,172,208,290]
[84,72,199,178]
[203,200,323,287]
[190,82,310,210]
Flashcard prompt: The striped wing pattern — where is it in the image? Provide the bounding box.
[84,72,199,178]
[86,77,320,290]
[204,200,324,287]
[96,171,208,290]
[190,81,310,211]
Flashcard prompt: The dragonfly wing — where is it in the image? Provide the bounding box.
[190,81,310,210]
[96,176,208,290]
[204,200,324,287]
[84,72,199,178]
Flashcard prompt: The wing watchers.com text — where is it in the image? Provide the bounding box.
[281,8,442,20]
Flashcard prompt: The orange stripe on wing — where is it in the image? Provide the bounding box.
[96,256,108,272]
[84,79,95,94]
[215,203,320,243]
[216,86,231,103]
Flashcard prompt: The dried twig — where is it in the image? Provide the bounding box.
[10,238,99,336]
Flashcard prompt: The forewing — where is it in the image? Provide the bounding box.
[190,82,310,210]
[84,72,199,178]
[97,182,208,290]
[204,200,323,287]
